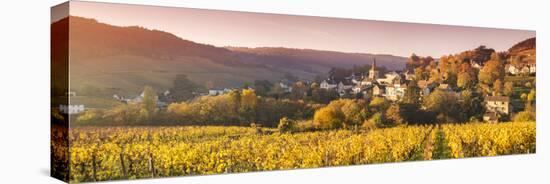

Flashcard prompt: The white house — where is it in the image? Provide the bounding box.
[506,65,520,75]
[320,80,338,90]
[483,96,512,122]
[208,88,230,96]
[59,104,85,115]
[372,84,386,96]
[385,83,407,101]
[485,96,511,115]
[337,81,354,96]
[520,66,530,75]
[528,63,536,74]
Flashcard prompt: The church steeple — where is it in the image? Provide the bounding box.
[368,58,379,80]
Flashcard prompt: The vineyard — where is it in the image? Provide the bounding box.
[66,122,535,183]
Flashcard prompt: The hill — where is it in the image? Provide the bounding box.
[509,37,535,55]
[52,16,407,96]
[508,37,536,65]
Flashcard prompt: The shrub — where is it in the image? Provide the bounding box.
[295,120,316,132]
[513,111,535,122]
[362,119,377,131]
[369,112,386,128]
[75,109,104,124]
[278,117,296,133]
[313,106,344,129]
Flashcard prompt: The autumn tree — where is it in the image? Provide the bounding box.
[339,100,368,129]
[386,104,404,126]
[457,62,477,89]
[369,97,390,112]
[414,66,429,81]
[493,79,503,96]
[367,112,385,128]
[478,52,504,85]
[526,89,536,112]
[142,86,158,119]
[228,90,241,120]
[313,106,344,129]
[313,99,367,130]
[239,89,258,124]
[423,89,461,123]
[503,82,514,96]
[459,89,484,121]
[472,45,495,63]
[403,81,421,105]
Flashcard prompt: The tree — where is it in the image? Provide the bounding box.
[369,97,389,111]
[472,45,495,63]
[311,88,338,104]
[423,89,461,123]
[339,100,368,129]
[142,86,158,119]
[503,82,514,96]
[253,80,272,97]
[290,81,308,100]
[278,117,296,133]
[527,89,536,103]
[526,89,536,112]
[386,104,404,126]
[406,53,421,70]
[269,83,286,99]
[459,90,484,121]
[457,62,477,89]
[239,89,258,124]
[313,106,344,129]
[368,112,385,128]
[493,79,503,96]
[457,72,474,89]
[403,81,421,104]
[414,67,429,81]
[169,74,203,102]
[228,90,241,120]
[478,52,504,85]
[313,99,367,130]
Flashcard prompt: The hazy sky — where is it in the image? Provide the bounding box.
[59,1,535,57]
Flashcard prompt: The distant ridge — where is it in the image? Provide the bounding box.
[52,16,407,94]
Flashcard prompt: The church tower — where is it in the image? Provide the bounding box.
[368,58,379,80]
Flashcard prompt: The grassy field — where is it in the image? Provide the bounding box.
[67,96,123,109]
[69,55,319,96]
[66,122,535,183]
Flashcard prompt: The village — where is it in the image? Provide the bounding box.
[97,54,534,124]
[59,54,535,125]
